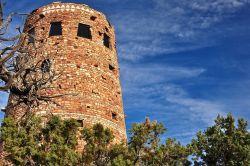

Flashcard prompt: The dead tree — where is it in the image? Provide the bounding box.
[0,0,71,118]
[0,0,29,92]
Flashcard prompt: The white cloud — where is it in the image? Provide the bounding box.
[121,63,225,125]
[165,90,226,125]
[111,0,250,61]
[121,63,206,92]
[190,0,248,12]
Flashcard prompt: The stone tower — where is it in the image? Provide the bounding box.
[5,2,126,142]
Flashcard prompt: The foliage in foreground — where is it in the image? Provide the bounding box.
[0,115,190,166]
[0,115,80,165]
[1,114,250,166]
[191,114,250,166]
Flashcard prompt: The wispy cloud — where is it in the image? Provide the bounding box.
[165,87,226,125]
[121,62,225,125]
[121,63,227,143]
[121,63,206,90]
[110,0,250,61]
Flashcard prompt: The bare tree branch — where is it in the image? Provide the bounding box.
[0,2,78,118]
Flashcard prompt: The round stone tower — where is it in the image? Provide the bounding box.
[5,2,126,142]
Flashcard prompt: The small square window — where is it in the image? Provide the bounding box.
[112,112,118,120]
[90,16,97,21]
[49,22,62,36]
[28,28,35,43]
[77,23,92,39]
[39,14,45,19]
[103,33,110,48]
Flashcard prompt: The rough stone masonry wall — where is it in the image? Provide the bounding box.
[5,2,127,144]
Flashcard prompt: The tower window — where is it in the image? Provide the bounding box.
[109,64,115,71]
[90,16,97,21]
[28,28,35,43]
[112,112,117,120]
[41,59,51,73]
[39,14,45,19]
[49,22,62,36]
[77,23,92,39]
[103,33,110,48]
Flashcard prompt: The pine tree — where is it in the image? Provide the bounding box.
[191,114,250,166]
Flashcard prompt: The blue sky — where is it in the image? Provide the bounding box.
[1,0,250,144]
